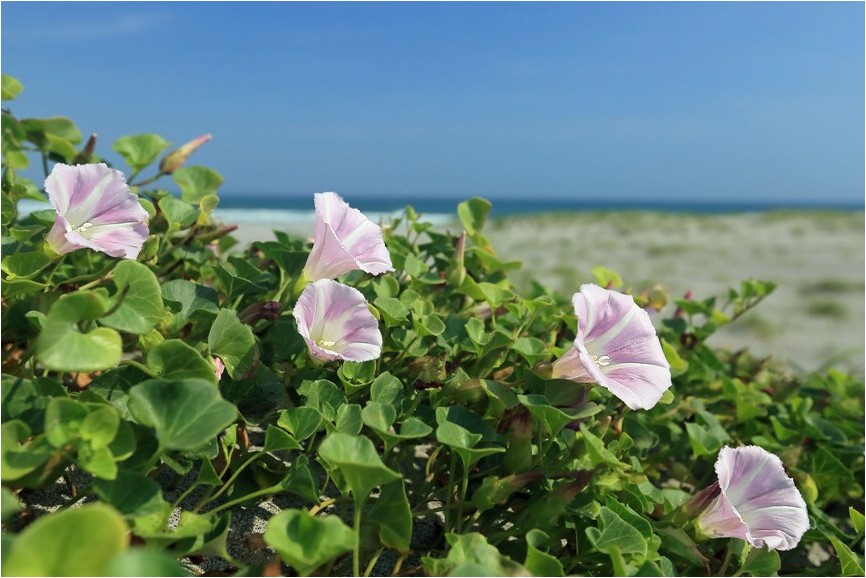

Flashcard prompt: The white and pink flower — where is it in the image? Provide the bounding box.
[552,283,671,410]
[302,192,393,282]
[45,163,149,259]
[293,279,382,362]
[695,446,810,551]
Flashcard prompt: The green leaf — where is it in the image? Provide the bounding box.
[146,339,218,384]
[457,197,492,235]
[1,487,21,522]
[92,469,165,517]
[318,432,400,503]
[35,291,123,372]
[105,549,190,577]
[113,134,170,173]
[335,403,363,435]
[579,423,623,467]
[161,279,219,331]
[158,195,199,231]
[1,251,52,279]
[661,339,688,377]
[374,296,409,326]
[221,365,289,424]
[829,536,865,577]
[208,309,257,379]
[524,529,564,577]
[368,479,413,553]
[128,378,237,451]
[277,454,320,503]
[101,261,164,334]
[2,504,128,576]
[423,533,528,577]
[278,407,323,441]
[264,509,356,577]
[512,337,549,365]
[591,266,623,289]
[436,419,505,471]
[1,375,63,432]
[263,424,301,452]
[173,165,223,203]
[80,406,121,450]
[1,74,23,100]
[585,506,647,557]
[850,507,865,535]
[44,397,89,448]
[737,546,782,577]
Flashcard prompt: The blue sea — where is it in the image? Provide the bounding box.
[17,195,862,226]
[211,195,862,225]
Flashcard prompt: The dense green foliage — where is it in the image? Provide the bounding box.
[1,73,863,577]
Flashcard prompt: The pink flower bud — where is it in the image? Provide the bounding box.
[159,134,212,174]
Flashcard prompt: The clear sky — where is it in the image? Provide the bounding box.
[2,1,863,204]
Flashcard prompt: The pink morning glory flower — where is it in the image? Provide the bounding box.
[695,446,810,551]
[293,279,382,362]
[45,163,149,260]
[302,192,393,282]
[551,283,671,410]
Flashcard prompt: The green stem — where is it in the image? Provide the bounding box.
[363,547,384,578]
[130,171,164,188]
[44,255,67,286]
[195,450,263,511]
[353,499,364,578]
[716,547,733,577]
[207,484,280,515]
[121,359,159,378]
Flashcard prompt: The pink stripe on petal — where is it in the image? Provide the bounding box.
[293,279,382,362]
[697,446,810,551]
[43,163,148,260]
[553,284,671,410]
[303,192,393,281]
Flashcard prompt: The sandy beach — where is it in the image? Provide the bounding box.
[220,209,865,376]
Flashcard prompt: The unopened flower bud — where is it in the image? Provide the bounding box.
[446,231,467,287]
[159,134,212,174]
[239,301,282,325]
[73,133,98,165]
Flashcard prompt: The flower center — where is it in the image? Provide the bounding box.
[316,339,337,349]
[591,354,611,367]
[74,222,94,234]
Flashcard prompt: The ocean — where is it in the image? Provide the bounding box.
[16,195,862,226]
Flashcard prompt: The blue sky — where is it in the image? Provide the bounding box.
[2,2,863,204]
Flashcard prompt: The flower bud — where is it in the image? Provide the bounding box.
[159,134,212,174]
[446,231,467,287]
[73,133,97,165]
[239,301,282,325]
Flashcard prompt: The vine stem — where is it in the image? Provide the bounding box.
[195,450,262,511]
[353,499,364,577]
[207,484,280,516]
[309,497,336,516]
[363,547,384,578]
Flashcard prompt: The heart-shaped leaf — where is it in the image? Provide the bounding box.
[113,134,169,173]
[208,309,257,379]
[2,504,128,576]
[146,339,217,384]
[318,432,400,504]
[101,261,164,335]
[35,291,122,372]
[128,378,237,451]
[173,165,223,203]
[264,509,356,576]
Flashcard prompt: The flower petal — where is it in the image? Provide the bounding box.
[713,446,810,551]
[555,284,671,410]
[43,163,148,259]
[293,279,382,362]
[303,192,393,281]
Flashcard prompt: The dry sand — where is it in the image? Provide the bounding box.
[223,210,864,376]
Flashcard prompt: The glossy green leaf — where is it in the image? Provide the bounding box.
[585,506,647,557]
[278,407,322,441]
[318,432,400,503]
[128,378,237,451]
[524,529,565,577]
[101,261,164,334]
[92,469,165,517]
[2,504,128,576]
[368,479,413,553]
[105,549,191,577]
[829,536,865,577]
[457,197,492,235]
[113,134,170,172]
[146,339,218,384]
[264,509,356,577]
[35,291,122,372]
[208,309,257,379]
[173,165,223,203]
[1,74,23,100]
